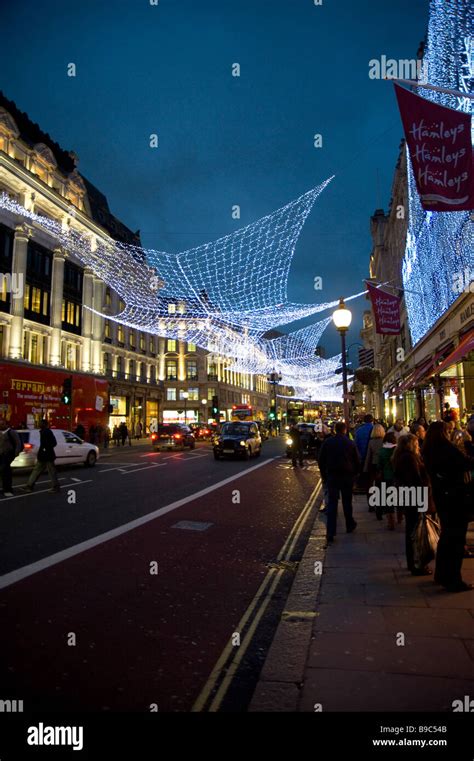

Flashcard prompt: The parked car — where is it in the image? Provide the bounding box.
[150,424,195,451]
[12,429,99,468]
[214,421,262,460]
[285,423,318,458]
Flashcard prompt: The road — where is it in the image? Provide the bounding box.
[0,437,322,712]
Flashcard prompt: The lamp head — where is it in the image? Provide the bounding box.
[332,298,352,332]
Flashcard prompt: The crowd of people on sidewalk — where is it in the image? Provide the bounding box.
[312,411,474,594]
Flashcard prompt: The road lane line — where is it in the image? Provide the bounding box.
[192,474,322,712]
[119,463,167,474]
[191,569,280,712]
[0,457,279,590]
[1,480,93,503]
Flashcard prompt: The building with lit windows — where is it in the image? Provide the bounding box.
[0,93,273,433]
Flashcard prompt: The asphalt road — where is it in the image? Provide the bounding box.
[0,436,322,712]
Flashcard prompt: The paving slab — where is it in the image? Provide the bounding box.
[298,669,474,712]
[306,631,474,678]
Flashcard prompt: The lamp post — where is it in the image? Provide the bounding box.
[332,298,352,431]
[201,398,207,423]
[182,391,189,424]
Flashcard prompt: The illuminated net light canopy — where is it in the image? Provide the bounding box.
[0,180,363,395]
[403,0,474,346]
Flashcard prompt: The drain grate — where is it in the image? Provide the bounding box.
[171,520,213,532]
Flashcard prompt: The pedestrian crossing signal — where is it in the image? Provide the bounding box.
[61,376,73,405]
[212,395,219,418]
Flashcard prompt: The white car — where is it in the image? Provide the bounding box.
[11,429,99,469]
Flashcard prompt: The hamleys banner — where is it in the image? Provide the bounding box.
[394,83,474,212]
[366,282,401,335]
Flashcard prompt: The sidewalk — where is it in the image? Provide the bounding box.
[250,493,474,712]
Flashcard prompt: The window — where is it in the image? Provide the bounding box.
[103,352,110,372]
[105,320,111,339]
[119,299,125,311]
[167,388,177,401]
[129,331,135,349]
[208,388,215,401]
[117,356,123,374]
[166,360,177,380]
[63,432,82,445]
[105,287,112,306]
[61,298,81,331]
[149,338,155,354]
[187,360,198,380]
[187,387,199,401]
[167,339,177,352]
[140,333,146,351]
[187,342,196,353]
[129,360,135,379]
[30,286,42,313]
[118,325,125,344]
[168,303,176,315]
[30,334,39,364]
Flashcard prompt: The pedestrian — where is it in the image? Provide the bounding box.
[135,420,142,440]
[0,419,23,497]
[119,422,128,446]
[422,421,474,592]
[363,423,385,513]
[410,421,426,444]
[89,424,97,445]
[113,424,120,446]
[354,414,373,491]
[104,425,111,449]
[376,431,398,527]
[388,419,410,440]
[318,421,359,547]
[289,423,304,468]
[24,419,60,493]
[74,423,85,440]
[392,434,432,576]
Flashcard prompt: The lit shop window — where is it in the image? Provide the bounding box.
[167,388,177,401]
[167,339,177,352]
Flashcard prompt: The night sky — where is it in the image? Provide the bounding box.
[1,0,429,358]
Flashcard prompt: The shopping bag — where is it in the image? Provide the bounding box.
[411,514,441,570]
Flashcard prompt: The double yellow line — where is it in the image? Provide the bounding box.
[191,477,322,712]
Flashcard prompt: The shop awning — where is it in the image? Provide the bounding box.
[430,331,474,377]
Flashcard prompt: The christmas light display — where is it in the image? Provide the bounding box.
[0,182,361,400]
[403,0,473,346]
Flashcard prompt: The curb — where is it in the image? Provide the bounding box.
[249,488,327,712]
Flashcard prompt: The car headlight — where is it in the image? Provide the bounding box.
[286,438,293,446]
[239,440,246,446]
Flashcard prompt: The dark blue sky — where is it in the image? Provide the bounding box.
[1,0,429,357]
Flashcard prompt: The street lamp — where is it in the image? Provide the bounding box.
[332,298,352,431]
[201,398,207,423]
[182,391,189,424]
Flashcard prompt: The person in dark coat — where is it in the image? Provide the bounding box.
[392,434,432,576]
[74,423,85,440]
[422,421,474,592]
[0,419,22,497]
[25,420,60,493]
[318,421,360,546]
[289,423,304,467]
[119,422,128,446]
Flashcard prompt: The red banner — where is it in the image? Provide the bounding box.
[366,282,401,335]
[394,84,474,212]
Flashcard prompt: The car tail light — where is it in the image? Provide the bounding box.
[173,433,182,439]
[23,443,33,450]
[151,434,157,440]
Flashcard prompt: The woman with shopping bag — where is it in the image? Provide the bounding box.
[423,421,474,593]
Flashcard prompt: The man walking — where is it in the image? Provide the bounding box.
[24,420,60,493]
[0,419,22,497]
[318,421,360,546]
[289,423,304,467]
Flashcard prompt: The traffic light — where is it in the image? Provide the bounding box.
[61,376,73,405]
[212,395,219,420]
[269,404,276,420]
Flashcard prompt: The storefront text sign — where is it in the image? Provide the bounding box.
[366,282,401,335]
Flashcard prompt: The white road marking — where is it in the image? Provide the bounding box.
[1,480,93,503]
[0,458,278,590]
[119,463,167,474]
